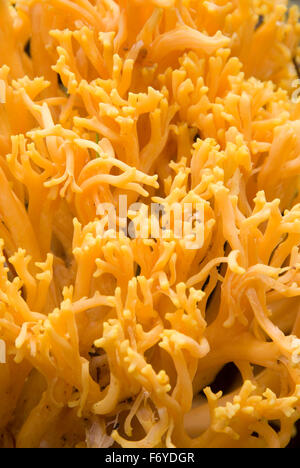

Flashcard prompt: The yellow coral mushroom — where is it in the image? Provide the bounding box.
[0,0,300,449]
